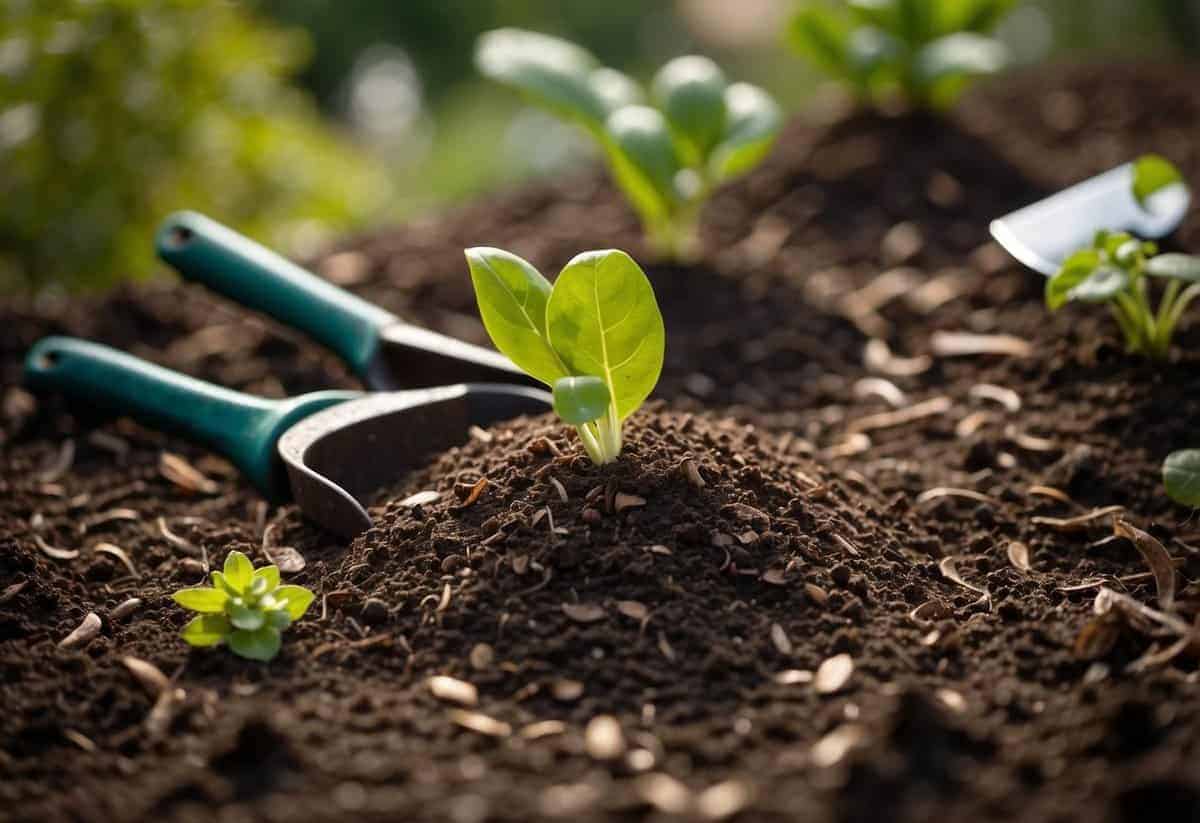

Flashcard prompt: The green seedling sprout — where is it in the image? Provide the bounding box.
[789,0,1014,110]
[1046,155,1198,361]
[475,29,782,261]
[173,550,314,661]
[466,247,665,465]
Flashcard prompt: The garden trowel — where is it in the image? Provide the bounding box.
[990,161,1191,276]
[24,337,549,539]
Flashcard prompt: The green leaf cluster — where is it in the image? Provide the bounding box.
[466,247,664,465]
[173,551,314,661]
[475,29,782,260]
[1,0,388,292]
[788,0,1014,110]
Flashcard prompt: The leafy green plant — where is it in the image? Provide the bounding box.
[466,246,664,464]
[1046,156,1197,360]
[788,0,1014,110]
[475,28,782,260]
[173,551,314,661]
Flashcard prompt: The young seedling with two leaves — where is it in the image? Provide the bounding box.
[1046,156,1199,361]
[789,0,1014,110]
[475,28,782,261]
[173,550,314,661]
[466,247,664,465]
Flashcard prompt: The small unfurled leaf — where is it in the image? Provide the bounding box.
[652,55,728,159]
[589,67,642,112]
[1146,254,1200,283]
[180,614,232,647]
[1046,249,1102,310]
[546,250,666,422]
[210,570,239,597]
[1132,153,1185,207]
[229,602,265,631]
[846,27,902,80]
[1066,265,1129,303]
[253,565,280,592]
[709,83,783,182]
[604,106,681,224]
[465,248,565,387]
[223,550,254,592]
[915,32,1007,106]
[1165,449,1200,506]
[553,376,611,425]
[275,585,315,621]
[229,627,282,661]
[172,587,228,614]
[787,6,852,76]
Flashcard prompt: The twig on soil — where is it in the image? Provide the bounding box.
[930,331,1032,358]
[1032,505,1124,533]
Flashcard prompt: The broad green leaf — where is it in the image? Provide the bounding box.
[180,614,231,647]
[604,106,681,225]
[1146,254,1200,282]
[589,67,642,113]
[229,602,265,631]
[1165,450,1200,506]
[1046,249,1101,310]
[266,609,293,630]
[223,550,254,591]
[787,6,852,77]
[253,565,280,592]
[475,28,608,134]
[466,247,567,387]
[173,586,229,614]
[229,627,282,661]
[1132,154,1185,206]
[275,585,315,621]
[652,56,728,159]
[1066,265,1128,303]
[709,84,783,182]
[553,376,611,424]
[914,32,1008,89]
[210,571,239,597]
[546,250,665,421]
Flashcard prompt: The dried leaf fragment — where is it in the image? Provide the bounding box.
[159,452,219,494]
[938,557,990,606]
[815,653,854,694]
[1033,505,1124,533]
[93,543,138,578]
[429,675,479,707]
[59,612,101,649]
[562,603,606,623]
[263,544,306,574]
[585,715,625,760]
[1113,519,1176,611]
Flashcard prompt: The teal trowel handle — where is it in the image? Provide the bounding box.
[23,337,357,500]
[155,211,396,378]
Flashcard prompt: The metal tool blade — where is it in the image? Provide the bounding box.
[990,162,1191,276]
[277,383,550,538]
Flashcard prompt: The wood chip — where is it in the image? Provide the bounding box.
[562,603,606,623]
[585,715,625,760]
[94,543,138,578]
[520,720,566,740]
[863,338,931,377]
[552,679,584,702]
[35,534,78,560]
[815,653,854,694]
[916,487,998,506]
[1032,505,1123,533]
[682,458,706,489]
[847,396,951,434]
[770,623,793,655]
[614,493,646,512]
[774,669,813,685]
[59,612,101,649]
[852,377,907,408]
[428,675,478,707]
[1113,519,1176,611]
[635,773,692,815]
[110,597,143,622]
[811,724,866,767]
[939,557,990,606]
[263,544,306,574]
[930,331,1032,358]
[696,779,752,820]
[399,490,440,507]
[449,709,511,738]
[122,656,169,695]
[1007,541,1032,572]
[969,383,1021,412]
[617,600,649,621]
[159,452,219,494]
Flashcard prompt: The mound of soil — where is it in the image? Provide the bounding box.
[4,62,1200,822]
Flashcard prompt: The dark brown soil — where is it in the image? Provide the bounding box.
[5,62,1200,822]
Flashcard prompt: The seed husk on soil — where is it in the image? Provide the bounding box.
[59,612,101,649]
[815,654,854,694]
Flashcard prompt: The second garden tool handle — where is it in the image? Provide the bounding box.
[155,211,395,378]
[23,337,357,499]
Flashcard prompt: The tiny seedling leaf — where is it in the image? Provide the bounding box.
[253,565,280,592]
[1165,450,1200,507]
[553,376,611,424]
[1146,253,1200,283]
[229,627,282,661]
[788,6,852,76]
[604,106,681,224]
[915,32,1008,88]
[1045,249,1101,310]
[465,247,566,386]
[590,67,643,112]
[181,614,232,647]
[709,83,784,182]
[1132,154,1185,207]
[1066,265,1129,303]
[275,585,316,621]
[173,587,229,614]
[229,602,265,631]
[846,27,902,79]
[546,250,666,421]
[652,56,728,159]
[211,570,239,596]
[223,550,254,591]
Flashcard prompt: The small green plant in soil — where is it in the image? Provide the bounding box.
[788,0,1014,110]
[475,28,782,260]
[173,551,314,661]
[466,247,664,465]
[1046,156,1198,360]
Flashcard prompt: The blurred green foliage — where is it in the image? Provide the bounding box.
[0,0,388,292]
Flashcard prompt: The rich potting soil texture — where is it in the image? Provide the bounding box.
[5,62,1200,822]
